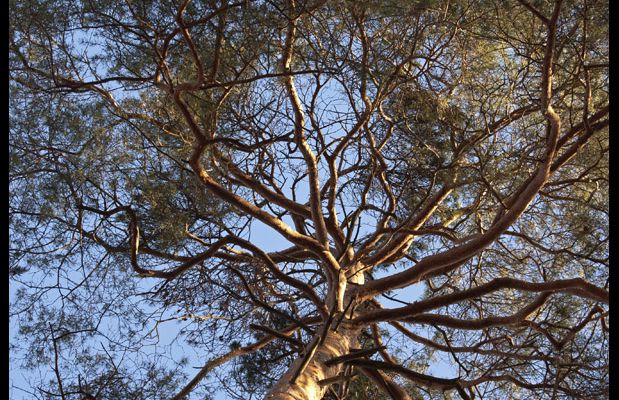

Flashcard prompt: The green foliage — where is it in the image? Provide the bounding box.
[9,0,608,399]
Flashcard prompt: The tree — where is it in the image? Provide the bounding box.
[9,0,608,399]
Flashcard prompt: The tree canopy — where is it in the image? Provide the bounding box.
[9,0,608,399]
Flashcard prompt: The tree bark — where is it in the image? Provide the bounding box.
[264,325,359,400]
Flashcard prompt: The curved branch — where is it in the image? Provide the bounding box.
[282,0,331,252]
[358,1,565,299]
[404,293,552,330]
[172,319,317,399]
[355,277,608,324]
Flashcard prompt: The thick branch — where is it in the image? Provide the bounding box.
[356,277,608,324]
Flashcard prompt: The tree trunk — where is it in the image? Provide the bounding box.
[264,325,358,400]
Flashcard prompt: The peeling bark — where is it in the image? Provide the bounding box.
[264,326,359,400]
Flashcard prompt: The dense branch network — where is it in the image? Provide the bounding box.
[9,0,608,399]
